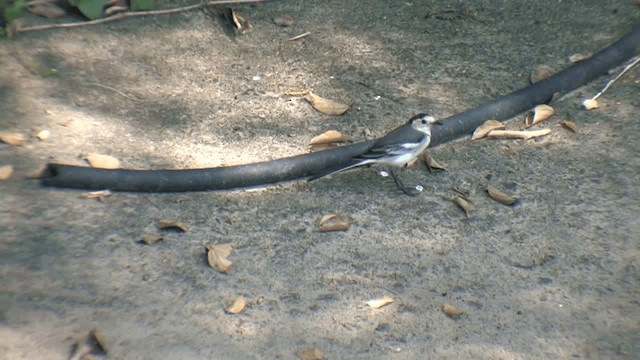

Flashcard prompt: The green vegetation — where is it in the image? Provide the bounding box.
[1,0,157,28]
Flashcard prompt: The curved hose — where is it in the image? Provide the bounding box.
[41,25,640,192]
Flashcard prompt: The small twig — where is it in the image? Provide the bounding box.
[87,82,148,102]
[288,31,311,41]
[19,0,269,34]
[589,55,640,101]
[486,129,552,140]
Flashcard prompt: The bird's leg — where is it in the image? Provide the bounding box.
[388,168,419,196]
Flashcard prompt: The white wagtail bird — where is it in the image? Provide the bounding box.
[309,113,442,195]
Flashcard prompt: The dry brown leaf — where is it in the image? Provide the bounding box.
[36,129,50,140]
[140,234,164,245]
[472,120,505,140]
[453,196,474,217]
[84,153,120,169]
[27,3,66,19]
[366,295,394,309]
[6,19,21,38]
[306,92,350,116]
[225,297,246,314]
[297,348,324,360]
[79,190,113,201]
[530,65,554,83]
[24,165,47,179]
[452,186,470,198]
[582,99,599,110]
[560,120,578,133]
[207,243,234,273]
[284,89,311,96]
[442,303,464,319]
[309,130,348,145]
[569,52,592,63]
[158,220,189,232]
[422,153,446,171]
[317,214,351,232]
[207,243,233,258]
[273,14,294,26]
[486,129,552,140]
[524,105,554,128]
[0,132,27,146]
[0,165,13,180]
[89,329,109,353]
[487,186,519,205]
[228,9,251,34]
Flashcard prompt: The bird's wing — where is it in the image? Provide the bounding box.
[371,122,425,148]
[356,142,421,160]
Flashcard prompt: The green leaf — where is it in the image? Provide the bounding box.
[69,0,105,20]
[4,0,26,22]
[130,0,154,11]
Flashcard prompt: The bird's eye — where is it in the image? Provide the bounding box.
[421,119,427,124]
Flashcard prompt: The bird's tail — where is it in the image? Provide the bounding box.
[307,160,368,181]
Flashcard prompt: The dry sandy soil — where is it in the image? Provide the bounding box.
[1,0,639,359]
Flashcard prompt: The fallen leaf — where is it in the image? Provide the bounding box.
[70,329,108,360]
[422,153,446,171]
[582,98,599,110]
[158,220,189,232]
[26,3,66,19]
[306,92,350,116]
[36,129,50,140]
[6,20,21,38]
[366,295,394,309]
[317,214,351,232]
[140,234,163,245]
[225,8,251,34]
[207,243,233,258]
[442,303,464,319]
[569,52,592,63]
[225,297,246,314]
[452,186,470,198]
[297,348,324,360]
[273,14,294,26]
[79,190,112,201]
[486,129,552,140]
[283,89,311,96]
[207,243,234,273]
[524,105,554,128]
[471,120,505,140]
[89,329,109,353]
[84,153,120,169]
[24,165,47,179]
[0,165,14,180]
[487,186,519,205]
[560,120,578,133]
[309,130,348,145]
[530,65,554,83]
[453,196,474,217]
[0,132,27,146]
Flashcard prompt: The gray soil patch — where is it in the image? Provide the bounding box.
[1,1,639,359]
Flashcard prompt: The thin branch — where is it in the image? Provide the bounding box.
[590,55,640,101]
[86,82,148,102]
[18,0,269,34]
[288,31,311,41]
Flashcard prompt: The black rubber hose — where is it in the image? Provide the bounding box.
[40,24,640,192]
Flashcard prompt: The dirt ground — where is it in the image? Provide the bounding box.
[1,0,639,359]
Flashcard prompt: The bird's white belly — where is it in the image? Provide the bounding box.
[377,152,417,167]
